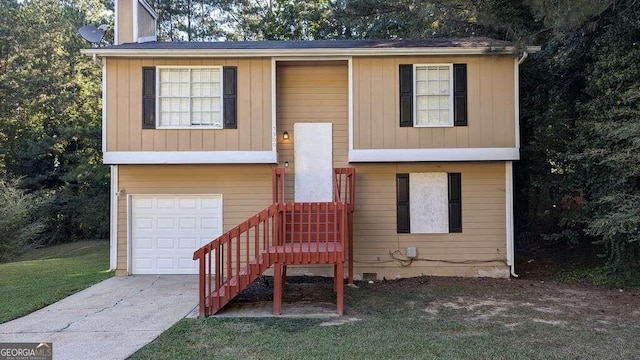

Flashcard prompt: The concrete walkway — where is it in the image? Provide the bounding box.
[0,275,198,360]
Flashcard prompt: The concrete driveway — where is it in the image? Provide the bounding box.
[0,275,198,360]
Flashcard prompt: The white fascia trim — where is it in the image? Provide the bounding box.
[83,46,542,58]
[138,0,157,19]
[348,57,354,152]
[109,165,118,271]
[102,60,106,153]
[271,58,277,155]
[505,161,517,277]
[349,148,520,162]
[114,0,119,45]
[514,58,520,148]
[103,151,278,164]
[132,0,138,43]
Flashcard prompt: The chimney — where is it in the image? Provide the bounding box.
[114,0,157,45]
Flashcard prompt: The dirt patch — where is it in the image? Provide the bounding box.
[225,275,640,333]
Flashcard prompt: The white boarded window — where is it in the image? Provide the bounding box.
[158,67,222,128]
[409,173,449,233]
[414,64,453,127]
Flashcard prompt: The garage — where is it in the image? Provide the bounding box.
[130,195,223,274]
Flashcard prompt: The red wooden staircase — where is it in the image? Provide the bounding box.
[193,168,355,317]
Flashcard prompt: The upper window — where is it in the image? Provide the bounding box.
[157,67,223,128]
[141,66,236,130]
[399,63,466,128]
[414,64,453,127]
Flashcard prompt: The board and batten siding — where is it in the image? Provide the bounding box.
[115,164,274,274]
[105,57,272,153]
[352,55,516,150]
[276,61,349,202]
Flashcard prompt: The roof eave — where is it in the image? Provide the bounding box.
[81,46,541,58]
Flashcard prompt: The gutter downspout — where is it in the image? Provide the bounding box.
[509,51,528,278]
[109,165,118,271]
[518,51,528,65]
[92,53,103,67]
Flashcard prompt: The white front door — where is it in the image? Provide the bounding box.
[294,123,333,202]
[130,195,223,274]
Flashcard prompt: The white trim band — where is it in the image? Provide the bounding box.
[138,0,157,19]
[103,151,278,164]
[348,148,520,162]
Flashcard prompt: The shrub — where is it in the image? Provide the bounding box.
[0,179,46,261]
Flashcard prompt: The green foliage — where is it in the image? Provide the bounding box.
[0,1,109,246]
[232,0,334,40]
[0,179,46,261]
[149,0,224,41]
[555,265,640,290]
[571,1,640,270]
[516,0,640,272]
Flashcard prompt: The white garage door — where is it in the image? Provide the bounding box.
[130,195,223,275]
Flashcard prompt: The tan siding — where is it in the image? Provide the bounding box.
[105,57,272,152]
[276,61,349,201]
[116,0,133,44]
[115,164,274,272]
[115,162,507,278]
[106,58,118,151]
[353,55,516,150]
[287,162,508,279]
[137,2,156,39]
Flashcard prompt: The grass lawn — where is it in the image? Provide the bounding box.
[0,241,112,323]
[131,276,640,360]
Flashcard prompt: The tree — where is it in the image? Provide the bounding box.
[0,0,109,246]
[149,0,224,41]
[570,1,640,270]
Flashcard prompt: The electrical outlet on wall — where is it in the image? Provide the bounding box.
[406,247,418,259]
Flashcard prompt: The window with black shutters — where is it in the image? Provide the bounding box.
[396,172,462,234]
[141,66,237,129]
[399,63,467,128]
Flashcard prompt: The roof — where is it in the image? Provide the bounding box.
[83,38,541,57]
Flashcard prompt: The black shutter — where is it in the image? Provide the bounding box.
[142,67,156,129]
[453,64,467,126]
[397,174,410,233]
[399,64,413,127]
[448,173,462,233]
[223,66,237,129]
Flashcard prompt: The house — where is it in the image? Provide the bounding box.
[83,0,539,315]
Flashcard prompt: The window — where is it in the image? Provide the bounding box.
[399,63,467,128]
[414,65,453,127]
[396,173,462,234]
[158,67,222,128]
[141,66,237,130]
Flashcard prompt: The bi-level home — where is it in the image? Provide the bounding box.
[84,0,539,315]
